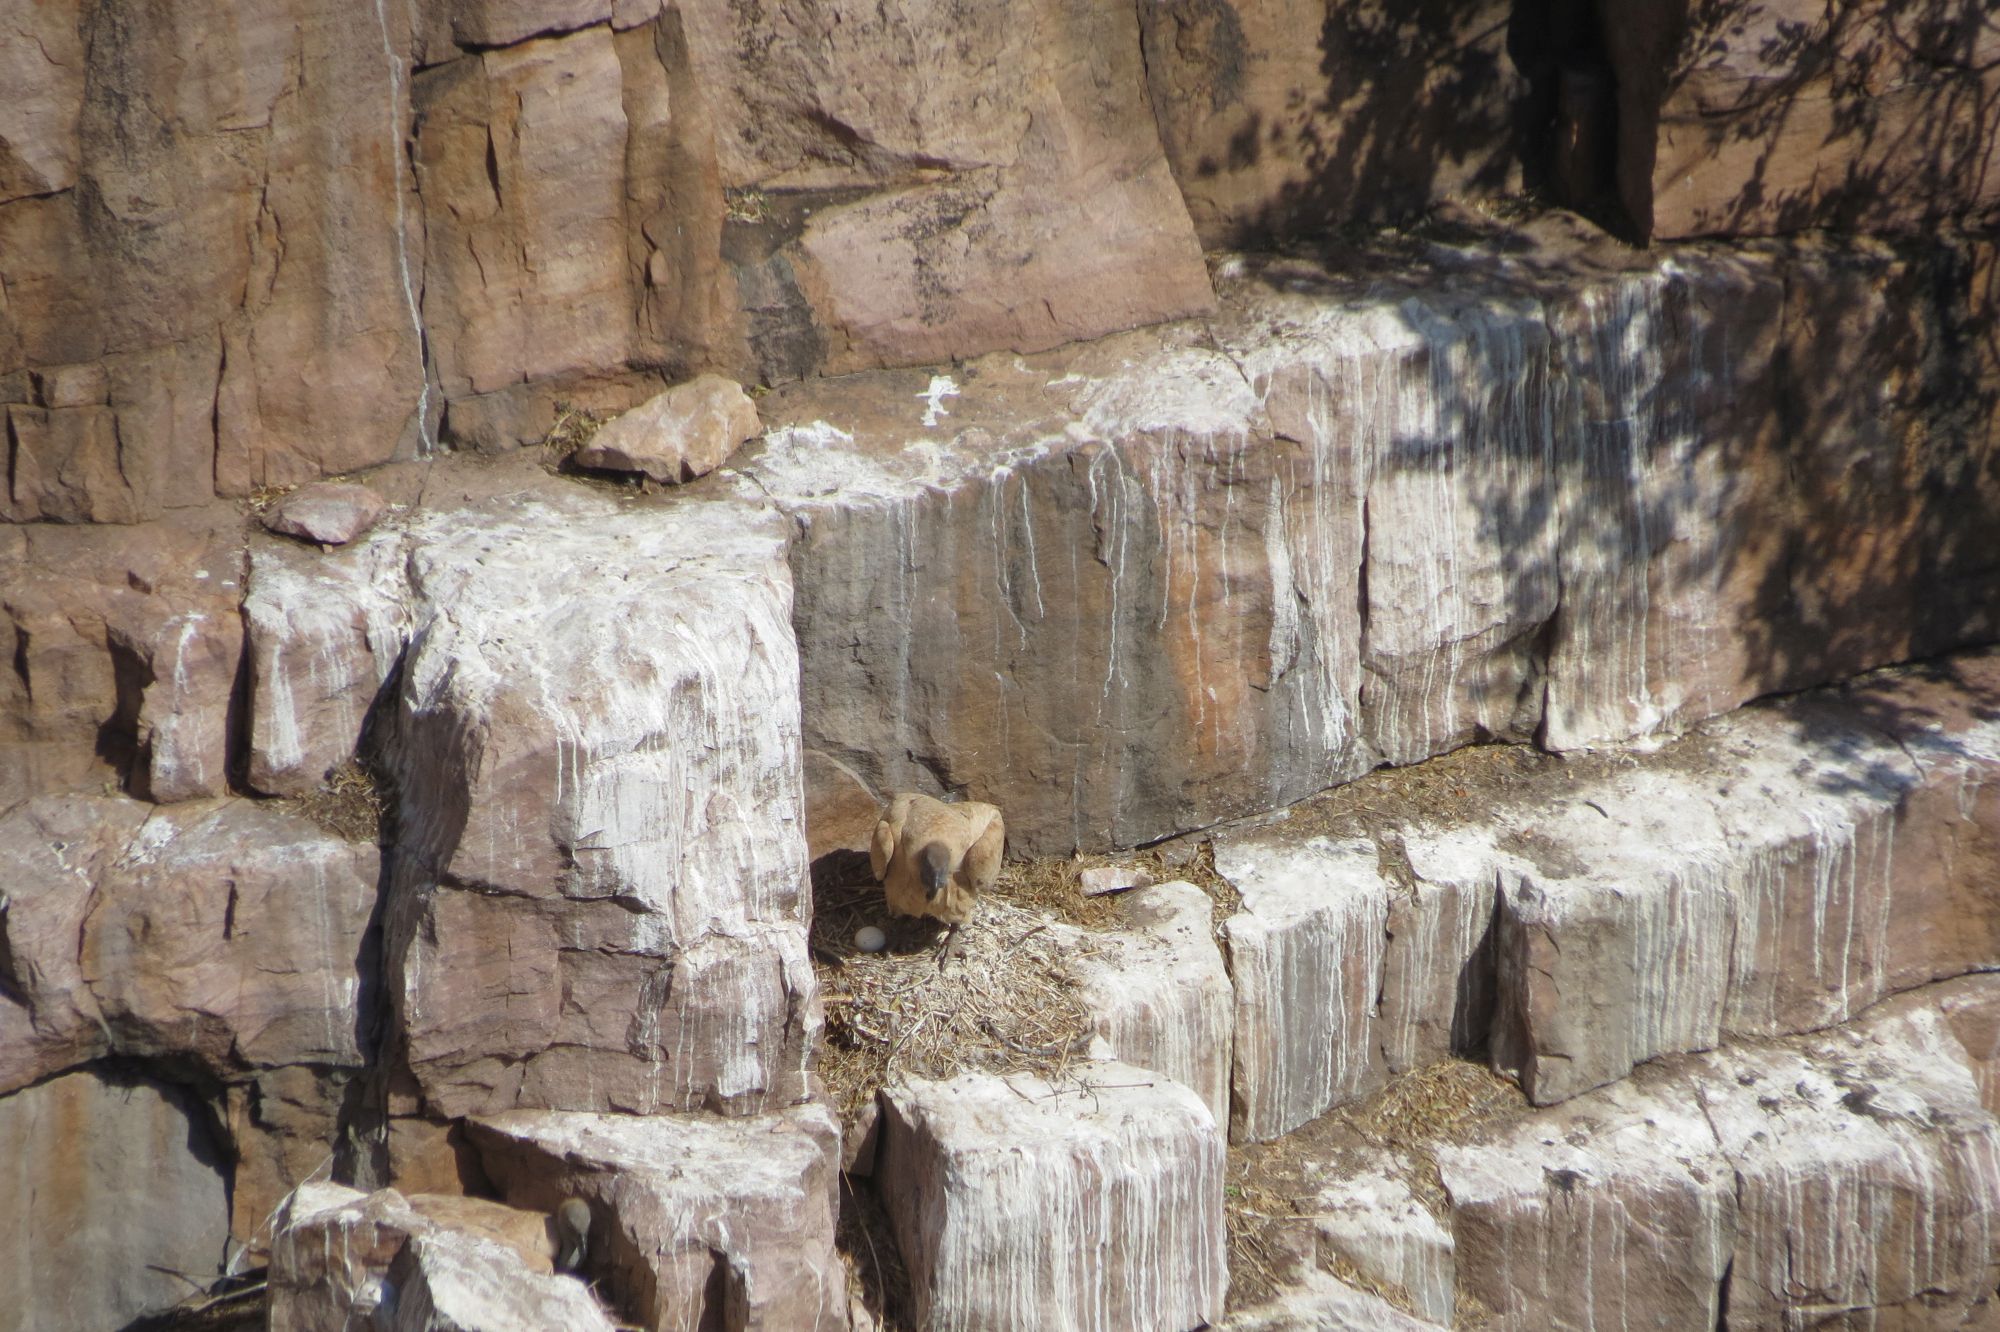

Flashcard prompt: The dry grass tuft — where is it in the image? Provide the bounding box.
[1347,1058,1519,1153]
[989,856,1122,929]
[285,759,389,844]
[810,875,1096,1121]
[1221,1058,1526,1313]
[245,482,299,515]
[540,400,606,467]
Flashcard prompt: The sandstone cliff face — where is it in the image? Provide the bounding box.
[1605,0,2000,240]
[5,4,2000,1328]
[1,0,1216,490]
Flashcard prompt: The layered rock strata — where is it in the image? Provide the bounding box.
[1211,645,2000,1138]
[748,222,2000,856]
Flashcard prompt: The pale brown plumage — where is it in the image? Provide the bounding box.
[869,792,1005,926]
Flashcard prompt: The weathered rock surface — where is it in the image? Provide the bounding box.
[1,519,246,807]
[1605,0,2000,239]
[749,223,2000,858]
[0,1068,231,1332]
[378,490,817,1117]
[1215,835,1387,1142]
[1201,646,2000,1140]
[1493,650,2000,1104]
[269,1183,614,1332]
[226,1065,356,1259]
[672,0,1214,379]
[1066,881,1234,1126]
[1140,0,1531,246]
[0,795,378,1095]
[244,530,411,798]
[1215,1268,1443,1331]
[1309,1167,1455,1325]
[1437,985,2000,1329]
[572,373,761,483]
[879,1061,1227,1332]
[1439,1067,1738,1329]
[262,482,391,547]
[468,1103,845,1331]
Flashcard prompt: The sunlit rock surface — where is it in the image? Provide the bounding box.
[1214,835,1388,1142]
[375,490,818,1118]
[1438,985,2000,1330]
[0,794,377,1094]
[468,1103,846,1332]
[269,1183,613,1332]
[745,222,2000,858]
[1492,650,2000,1104]
[0,1069,232,1332]
[1066,881,1235,1126]
[245,531,412,797]
[879,1061,1227,1332]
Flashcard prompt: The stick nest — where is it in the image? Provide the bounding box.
[811,872,1100,1118]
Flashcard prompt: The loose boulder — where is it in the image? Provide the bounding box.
[572,373,762,484]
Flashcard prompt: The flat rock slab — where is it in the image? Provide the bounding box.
[878,1060,1227,1332]
[262,481,390,545]
[0,1069,231,1332]
[1066,881,1234,1126]
[269,1184,613,1332]
[467,1103,845,1332]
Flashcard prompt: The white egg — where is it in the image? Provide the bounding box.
[854,925,888,953]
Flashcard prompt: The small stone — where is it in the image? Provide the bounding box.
[855,925,887,952]
[1079,865,1153,897]
[572,374,761,484]
[262,482,389,547]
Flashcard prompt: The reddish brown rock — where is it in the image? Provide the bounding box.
[226,1065,355,1259]
[675,0,1214,377]
[262,482,391,547]
[269,1184,614,1332]
[469,1104,846,1331]
[0,0,84,204]
[0,794,378,1095]
[0,517,246,808]
[83,800,379,1076]
[1605,0,2000,239]
[0,1068,233,1332]
[380,491,817,1118]
[414,29,642,413]
[571,373,761,483]
[0,794,147,1091]
[1139,0,1532,246]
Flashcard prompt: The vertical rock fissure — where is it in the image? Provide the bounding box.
[370,0,432,456]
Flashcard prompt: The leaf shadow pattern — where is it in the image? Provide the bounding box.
[1242,210,2000,762]
[1608,0,2000,238]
